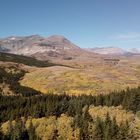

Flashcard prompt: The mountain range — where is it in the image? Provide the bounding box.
[0,35,96,61]
[0,35,139,62]
[86,47,140,55]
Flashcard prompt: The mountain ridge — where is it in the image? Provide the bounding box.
[0,35,139,60]
[0,34,96,60]
[87,46,140,55]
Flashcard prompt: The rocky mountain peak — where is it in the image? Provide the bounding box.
[44,35,71,44]
[0,34,89,60]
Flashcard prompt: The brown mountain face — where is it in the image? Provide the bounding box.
[0,35,97,61]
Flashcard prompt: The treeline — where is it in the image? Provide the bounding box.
[0,86,140,122]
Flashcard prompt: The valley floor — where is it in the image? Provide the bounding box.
[0,54,140,140]
[20,55,140,95]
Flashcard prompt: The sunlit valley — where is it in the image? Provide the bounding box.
[0,34,140,140]
[1,0,140,140]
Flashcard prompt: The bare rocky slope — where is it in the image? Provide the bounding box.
[0,35,97,61]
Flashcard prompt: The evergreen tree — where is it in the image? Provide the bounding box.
[28,120,36,140]
[94,117,103,140]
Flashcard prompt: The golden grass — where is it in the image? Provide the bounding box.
[20,59,140,95]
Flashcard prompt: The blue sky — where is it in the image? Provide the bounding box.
[0,0,140,50]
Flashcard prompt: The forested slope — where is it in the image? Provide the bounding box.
[0,62,140,139]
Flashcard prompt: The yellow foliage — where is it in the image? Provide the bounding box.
[1,120,16,135]
[1,114,80,140]
[57,114,80,140]
[88,105,135,125]
[88,105,140,139]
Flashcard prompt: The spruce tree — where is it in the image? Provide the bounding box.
[28,120,36,140]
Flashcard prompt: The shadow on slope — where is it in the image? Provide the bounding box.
[0,52,60,67]
[0,66,42,96]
